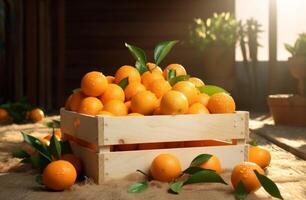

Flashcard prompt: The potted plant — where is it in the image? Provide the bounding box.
[267,33,306,126]
[189,12,238,91]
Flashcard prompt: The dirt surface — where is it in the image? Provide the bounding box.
[0,116,305,200]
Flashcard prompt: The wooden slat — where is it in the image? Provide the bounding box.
[102,144,245,182]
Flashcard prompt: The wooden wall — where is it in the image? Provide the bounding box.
[64,0,234,97]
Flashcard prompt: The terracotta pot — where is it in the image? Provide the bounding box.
[267,94,306,126]
[288,56,306,96]
[202,47,236,91]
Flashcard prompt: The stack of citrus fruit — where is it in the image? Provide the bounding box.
[65,63,236,117]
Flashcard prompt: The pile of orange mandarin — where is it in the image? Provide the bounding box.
[65,63,235,116]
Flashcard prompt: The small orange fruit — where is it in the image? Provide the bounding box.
[125,101,132,113]
[189,77,205,87]
[207,93,235,114]
[131,91,158,115]
[138,143,165,150]
[116,144,138,151]
[98,110,114,116]
[81,71,108,97]
[78,97,103,116]
[61,154,82,175]
[100,84,125,104]
[160,90,188,115]
[103,100,128,116]
[29,108,45,122]
[150,153,182,182]
[187,103,210,114]
[54,129,62,139]
[41,134,61,146]
[147,62,163,74]
[198,155,222,174]
[197,93,210,106]
[148,79,171,99]
[128,113,144,116]
[43,160,77,191]
[248,146,271,169]
[141,71,164,89]
[65,94,73,110]
[114,65,141,84]
[163,64,187,79]
[0,108,9,121]
[69,91,85,112]
[124,82,146,101]
[172,81,200,105]
[231,162,264,193]
[106,75,115,83]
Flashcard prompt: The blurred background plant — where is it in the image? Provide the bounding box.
[285,33,306,57]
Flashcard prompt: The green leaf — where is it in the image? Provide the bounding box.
[197,85,229,96]
[127,181,148,193]
[125,43,148,74]
[21,157,31,163]
[61,140,72,154]
[169,181,184,194]
[183,166,209,175]
[254,170,283,200]
[184,169,227,185]
[118,77,129,89]
[21,132,52,161]
[35,175,43,185]
[169,75,190,86]
[166,69,176,81]
[12,150,30,158]
[190,154,212,167]
[154,40,179,65]
[49,131,62,159]
[29,154,50,170]
[234,181,248,200]
[248,140,258,146]
[45,120,60,129]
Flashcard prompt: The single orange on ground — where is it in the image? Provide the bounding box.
[189,77,205,87]
[197,93,210,106]
[172,81,200,105]
[0,108,9,121]
[160,90,188,115]
[43,160,77,191]
[163,64,187,79]
[81,71,108,97]
[231,162,264,193]
[131,91,157,115]
[28,108,45,122]
[207,92,235,114]
[150,153,182,182]
[78,97,103,116]
[124,82,146,101]
[147,62,163,74]
[103,99,128,116]
[141,71,164,89]
[128,113,144,116]
[114,65,141,84]
[187,103,210,114]
[116,144,138,151]
[148,79,171,99]
[106,75,115,83]
[61,154,82,175]
[100,84,125,104]
[138,142,165,150]
[97,110,114,116]
[248,146,271,169]
[68,91,85,112]
[165,142,185,148]
[198,155,222,174]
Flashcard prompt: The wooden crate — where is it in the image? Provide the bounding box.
[60,108,249,184]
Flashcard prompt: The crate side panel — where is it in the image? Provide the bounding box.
[102,112,247,145]
[61,108,99,145]
[102,144,245,180]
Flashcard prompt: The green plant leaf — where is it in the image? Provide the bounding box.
[21,132,52,161]
[184,169,227,185]
[190,154,213,167]
[197,85,229,96]
[118,77,129,89]
[169,75,190,86]
[154,40,179,65]
[248,140,258,146]
[61,140,72,154]
[125,43,148,74]
[183,166,210,175]
[234,181,248,200]
[254,170,283,200]
[49,131,62,159]
[35,175,43,185]
[127,181,148,193]
[12,149,30,158]
[29,154,50,170]
[169,181,184,194]
[166,69,176,81]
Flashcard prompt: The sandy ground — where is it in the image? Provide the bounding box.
[0,117,305,200]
